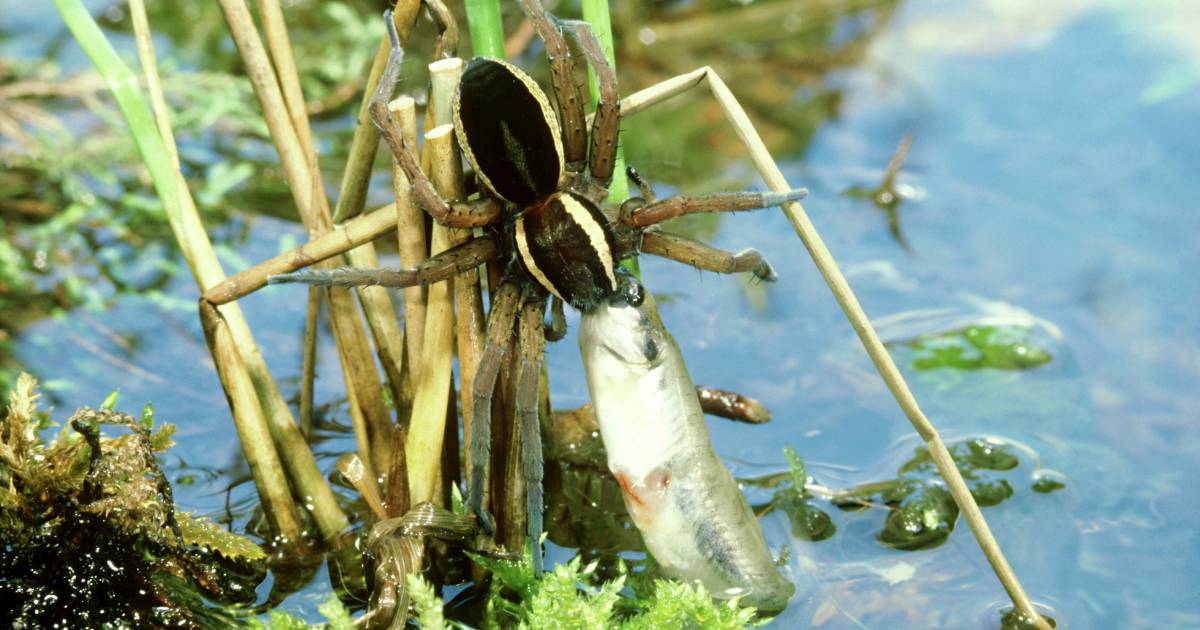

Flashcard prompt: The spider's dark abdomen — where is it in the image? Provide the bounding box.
[454,58,564,207]
[515,191,618,311]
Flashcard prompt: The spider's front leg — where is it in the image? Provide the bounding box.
[617,166,805,281]
[514,294,548,577]
[517,0,587,173]
[266,235,500,288]
[367,10,500,229]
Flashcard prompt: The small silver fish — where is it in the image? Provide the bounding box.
[578,290,795,612]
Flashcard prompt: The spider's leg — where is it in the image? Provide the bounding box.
[422,0,459,59]
[558,19,619,187]
[514,295,548,577]
[623,188,809,229]
[267,235,499,287]
[467,281,524,533]
[518,0,587,173]
[625,165,657,202]
[368,11,500,229]
[543,296,567,342]
[639,231,777,282]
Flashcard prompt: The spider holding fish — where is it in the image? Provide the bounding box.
[270,0,806,589]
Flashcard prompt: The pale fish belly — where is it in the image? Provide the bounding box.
[579,292,795,612]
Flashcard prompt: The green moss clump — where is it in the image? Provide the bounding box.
[0,373,266,627]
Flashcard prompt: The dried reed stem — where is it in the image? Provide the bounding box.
[199,301,305,543]
[389,97,428,391]
[425,58,484,478]
[218,0,402,486]
[202,202,400,305]
[405,125,460,505]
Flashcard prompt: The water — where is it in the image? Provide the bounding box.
[4,0,1199,627]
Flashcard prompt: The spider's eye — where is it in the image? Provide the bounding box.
[454,58,564,206]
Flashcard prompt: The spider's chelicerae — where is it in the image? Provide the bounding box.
[275,0,806,574]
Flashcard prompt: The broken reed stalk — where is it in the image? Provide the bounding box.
[405,124,460,505]
[611,68,1050,629]
[60,0,348,541]
[426,57,486,484]
[299,285,319,437]
[216,0,397,482]
[389,97,429,391]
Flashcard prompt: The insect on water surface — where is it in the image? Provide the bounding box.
[271,0,808,578]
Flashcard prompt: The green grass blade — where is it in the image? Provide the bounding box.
[52,0,183,235]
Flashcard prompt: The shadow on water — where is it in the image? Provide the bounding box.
[3,0,1199,627]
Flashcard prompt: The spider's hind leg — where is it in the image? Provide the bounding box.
[466,281,524,534]
[514,294,548,577]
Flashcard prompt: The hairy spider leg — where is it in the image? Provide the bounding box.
[518,0,587,173]
[624,188,810,228]
[266,235,500,288]
[640,231,778,282]
[421,0,460,60]
[514,297,548,577]
[544,297,567,342]
[369,10,501,229]
[466,281,523,535]
[616,166,805,281]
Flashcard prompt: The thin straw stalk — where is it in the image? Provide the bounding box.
[614,67,1050,629]
[255,0,318,165]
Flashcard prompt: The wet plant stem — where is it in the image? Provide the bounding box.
[299,286,319,437]
[465,0,505,58]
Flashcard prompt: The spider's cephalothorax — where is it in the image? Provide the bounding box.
[454,57,620,312]
[273,0,808,577]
